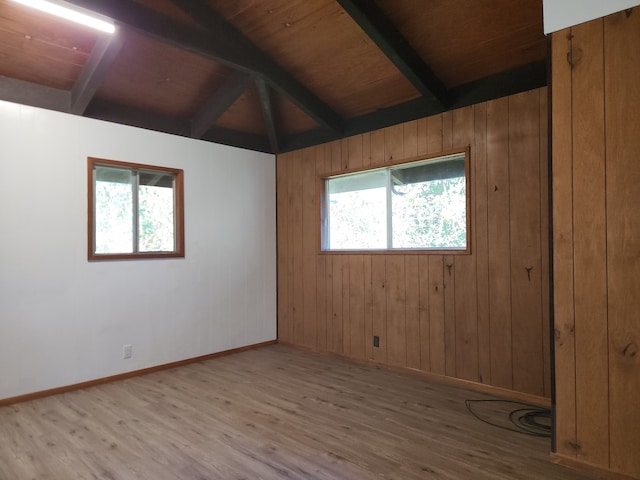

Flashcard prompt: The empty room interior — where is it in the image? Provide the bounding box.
[1,0,639,478]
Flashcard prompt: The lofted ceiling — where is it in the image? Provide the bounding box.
[0,0,547,153]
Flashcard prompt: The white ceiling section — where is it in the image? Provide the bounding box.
[543,0,640,33]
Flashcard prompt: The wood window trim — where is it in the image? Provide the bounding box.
[87,157,185,261]
[318,146,471,255]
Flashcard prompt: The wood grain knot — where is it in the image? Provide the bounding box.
[623,342,638,358]
[567,48,583,69]
[625,8,633,18]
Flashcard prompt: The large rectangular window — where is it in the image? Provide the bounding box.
[322,148,469,253]
[88,158,184,260]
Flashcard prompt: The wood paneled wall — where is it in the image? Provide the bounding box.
[552,10,640,480]
[277,88,550,399]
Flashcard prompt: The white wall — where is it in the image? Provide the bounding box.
[0,100,277,400]
[543,0,640,33]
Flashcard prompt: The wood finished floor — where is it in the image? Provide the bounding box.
[0,345,593,480]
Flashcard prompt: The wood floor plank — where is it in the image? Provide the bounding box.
[0,346,593,480]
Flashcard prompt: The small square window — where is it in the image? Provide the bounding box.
[88,158,184,260]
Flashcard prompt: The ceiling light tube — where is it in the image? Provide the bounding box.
[11,0,115,34]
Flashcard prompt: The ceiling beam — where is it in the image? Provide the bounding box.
[0,76,69,112]
[84,99,191,137]
[70,33,125,115]
[61,1,342,134]
[170,0,342,135]
[337,0,449,108]
[255,78,279,153]
[201,126,272,154]
[191,71,252,139]
[281,61,547,152]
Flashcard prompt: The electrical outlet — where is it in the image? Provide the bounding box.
[373,336,380,348]
[122,344,132,359]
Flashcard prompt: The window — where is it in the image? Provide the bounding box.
[321,148,469,253]
[88,158,184,260]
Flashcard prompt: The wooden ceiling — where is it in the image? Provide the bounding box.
[0,0,547,153]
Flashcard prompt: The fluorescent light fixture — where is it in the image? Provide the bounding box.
[11,0,115,34]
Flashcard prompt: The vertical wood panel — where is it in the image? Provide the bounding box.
[403,120,418,158]
[331,255,344,354]
[605,11,640,477]
[418,256,431,372]
[429,256,446,374]
[330,139,342,173]
[386,256,407,367]
[363,255,373,360]
[349,255,366,360]
[486,97,513,390]
[453,106,479,382]
[342,256,351,356]
[427,114,443,154]
[348,135,363,170]
[571,20,609,466]
[384,124,404,163]
[551,28,577,458]
[443,255,456,376]
[277,153,290,343]
[315,145,329,351]
[474,102,491,385]
[509,90,544,396]
[371,255,387,363]
[417,118,428,156]
[291,150,304,345]
[302,147,317,348]
[370,130,385,166]
[405,256,421,370]
[539,91,551,398]
[362,132,372,169]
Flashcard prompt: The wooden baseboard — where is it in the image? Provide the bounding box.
[551,453,640,480]
[0,340,277,407]
[278,340,550,407]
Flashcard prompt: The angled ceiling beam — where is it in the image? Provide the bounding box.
[191,71,252,139]
[60,1,342,134]
[70,33,125,115]
[281,61,547,153]
[170,0,342,135]
[255,78,279,153]
[337,0,449,108]
[0,76,69,112]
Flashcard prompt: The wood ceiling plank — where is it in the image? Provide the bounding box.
[0,2,96,89]
[207,0,420,118]
[376,0,546,86]
[96,31,230,117]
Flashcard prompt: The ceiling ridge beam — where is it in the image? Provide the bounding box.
[191,71,252,139]
[255,78,279,153]
[0,76,69,112]
[70,32,126,115]
[170,0,343,135]
[337,0,450,108]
